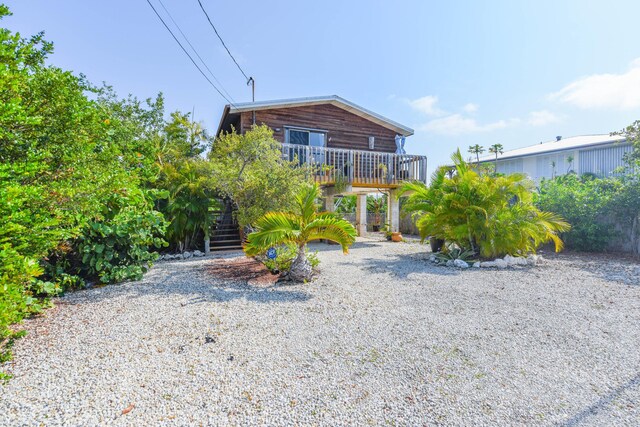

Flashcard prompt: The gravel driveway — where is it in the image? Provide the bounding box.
[1,238,639,426]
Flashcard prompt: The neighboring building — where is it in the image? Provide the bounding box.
[478,134,632,181]
[215,95,427,237]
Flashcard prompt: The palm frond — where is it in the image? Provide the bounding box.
[244,212,301,255]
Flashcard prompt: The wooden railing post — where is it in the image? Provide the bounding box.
[279,143,427,186]
[349,150,354,184]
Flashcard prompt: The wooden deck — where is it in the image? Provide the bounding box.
[281,143,428,188]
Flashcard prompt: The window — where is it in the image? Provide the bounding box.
[285,127,327,164]
[285,128,326,147]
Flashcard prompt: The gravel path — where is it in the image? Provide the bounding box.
[1,239,639,426]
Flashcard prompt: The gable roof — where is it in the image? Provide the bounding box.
[478,134,628,162]
[216,95,414,136]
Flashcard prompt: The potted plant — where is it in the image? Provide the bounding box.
[429,237,445,253]
[391,231,403,242]
[367,195,386,232]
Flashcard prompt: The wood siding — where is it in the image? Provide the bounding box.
[239,104,399,153]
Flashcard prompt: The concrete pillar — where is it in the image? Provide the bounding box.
[387,190,400,233]
[355,193,367,236]
[325,195,335,213]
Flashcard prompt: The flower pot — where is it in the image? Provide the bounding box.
[372,225,381,232]
[430,237,444,253]
[391,232,403,242]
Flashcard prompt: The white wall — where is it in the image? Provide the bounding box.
[493,144,632,182]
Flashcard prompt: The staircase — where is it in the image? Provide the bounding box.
[209,200,243,252]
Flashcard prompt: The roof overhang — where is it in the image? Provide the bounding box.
[216,95,414,137]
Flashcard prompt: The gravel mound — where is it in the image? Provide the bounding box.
[1,239,639,426]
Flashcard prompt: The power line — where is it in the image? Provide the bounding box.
[156,0,236,104]
[196,0,250,82]
[145,0,236,106]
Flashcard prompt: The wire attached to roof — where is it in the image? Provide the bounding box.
[145,0,236,107]
[196,0,251,83]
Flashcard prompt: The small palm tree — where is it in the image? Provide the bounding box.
[468,144,485,164]
[367,194,387,231]
[566,155,574,174]
[400,149,570,258]
[244,183,357,282]
[488,143,504,173]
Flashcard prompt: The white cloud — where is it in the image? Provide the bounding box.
[418,114,513,136]
[408,95,446,116]
[462,103,478,113]
[527,110,561,126]
[550,58,640,110]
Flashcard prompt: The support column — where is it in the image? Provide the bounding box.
[325,195,335,213]
[355,193,367,236]
[387,190,400,233]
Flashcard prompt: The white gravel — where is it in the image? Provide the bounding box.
[1,238,639,426]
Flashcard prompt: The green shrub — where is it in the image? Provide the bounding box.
[261,243,320,274]
[75,191,168,284]
[536,173,640,252]
[0,5,168,371]
[400,150,570,259]
[0,245,48,380]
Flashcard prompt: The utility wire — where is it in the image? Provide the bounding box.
[156,0,236,104]
[145,0,236,106]
[196,0,250,82]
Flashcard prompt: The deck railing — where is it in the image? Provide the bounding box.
[281,143,428,187]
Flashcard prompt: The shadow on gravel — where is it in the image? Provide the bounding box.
[558,372,640,426]
[339,253,463,278]
[68,261,312,306]
[308,240,385,252]
[546,252,640,287]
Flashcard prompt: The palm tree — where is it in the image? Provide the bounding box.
[468,144,485,164]
[367,194,387,231]
[244,183,357,281]
[400,149,570,258]
[566,155,574,174]
[488,143,504,173]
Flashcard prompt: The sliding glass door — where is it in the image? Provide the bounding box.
[285,128,326,165]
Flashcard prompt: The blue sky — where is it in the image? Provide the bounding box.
[6,0,640,171]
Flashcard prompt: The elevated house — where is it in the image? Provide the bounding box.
[478,134,631,182]
[214,95,427,247]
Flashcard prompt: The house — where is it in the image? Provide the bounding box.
[216,95,427,236]
[477,134,632,181]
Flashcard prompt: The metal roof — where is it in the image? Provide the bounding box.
[478,134,628,162]
[225,95,414,136]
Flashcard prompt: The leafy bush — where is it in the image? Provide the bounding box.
[0,6,168,370]
[535,174,619,251]
[536,173,640,252]
[209,125,308,228]
[261,243,320,274]
[75,191,168,284]
[400,150,570,259]
[155,112,219,252]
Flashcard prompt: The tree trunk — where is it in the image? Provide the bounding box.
[288,244,313,282]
